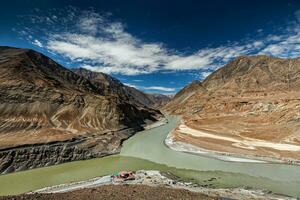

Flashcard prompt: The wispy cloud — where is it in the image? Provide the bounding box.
[16,7,300,76]
[200,71,212,79]
[142,86,176,92]
[124,82,176,92]
[32,39,43,47]
[123,83,138,88]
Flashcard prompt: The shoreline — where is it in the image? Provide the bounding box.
[143,116,169,130]
[32,170,295,200]
[2,115,300,198]
[164,123,300,165]
[0,115,166,175]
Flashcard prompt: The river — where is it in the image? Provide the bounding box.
[0,116,300,197]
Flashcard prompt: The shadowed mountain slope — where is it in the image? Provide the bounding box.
[73,68,171,108]
[0,46,161,173]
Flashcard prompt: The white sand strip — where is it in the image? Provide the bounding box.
[179,124,240,143]
[144,118,168,130]
[178,124,300,152]
[165,133,266,163]
[35,176,112,193]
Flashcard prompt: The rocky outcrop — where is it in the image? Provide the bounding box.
[0,127,139,173]
[0,46,161,174]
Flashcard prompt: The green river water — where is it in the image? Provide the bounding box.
[0,116,300,197]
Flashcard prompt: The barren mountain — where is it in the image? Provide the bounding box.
[165,55,300,163]
[0,46,161,173]
[73,68,171,108]
[146,93,172,108]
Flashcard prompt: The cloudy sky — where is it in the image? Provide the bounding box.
[1,0,300,94]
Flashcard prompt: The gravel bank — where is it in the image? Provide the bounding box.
[31,170,294,200]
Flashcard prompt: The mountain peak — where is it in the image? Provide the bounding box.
[203,55,300,91]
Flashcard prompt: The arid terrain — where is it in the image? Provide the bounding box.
[0,46,167,174]
[0,185,217,200]
[2,170,292,200]
[165,55,300,163]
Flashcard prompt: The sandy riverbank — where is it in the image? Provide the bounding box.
[179,124,300,152]
[165,120,300,164]
[144,116,168,130]
[165,134,267,163]
[30,170,294,200]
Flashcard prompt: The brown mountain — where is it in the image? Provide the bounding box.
[164,80,206,113]
[165,55,300,163]
[73,68,171,108]
[0,46,161,173]
[146,93,171,108]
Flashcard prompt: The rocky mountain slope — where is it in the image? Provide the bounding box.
[0,46,161,173]
[73,68,171,108]
[165,55,300,162]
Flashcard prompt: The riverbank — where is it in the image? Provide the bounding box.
[0,114,165,175]
[143,117,168,130]
[24,170,295,200]
[165,120,300,165]
[2,115,300,198]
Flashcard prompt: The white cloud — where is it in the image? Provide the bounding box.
[81,64,147,75]
[142,86,176,92]
[256,10,300,58]
[47,30,254,75]
[201,71,212,79]
[32,39,43,47]
[123,82,176,92]
[123,83,138,88]
[25,8,254,75]
[260,44,284,55]
[20,8,300,76]
[77,12,103,35]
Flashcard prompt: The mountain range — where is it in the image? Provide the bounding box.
[0,46,169,173]
[165,55,300,162]
[72,68,170,109]
[2,45,300,173]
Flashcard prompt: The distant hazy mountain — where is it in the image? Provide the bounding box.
[73,68,171,108]
[0,46,161,173]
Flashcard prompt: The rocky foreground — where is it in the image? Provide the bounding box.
[165,55,300,163]
[1,170,293,200]
[0,185,216,200]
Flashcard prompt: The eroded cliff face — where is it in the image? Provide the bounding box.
[165,55,300,161]
[0,46,161,173]
[0,127,138,173]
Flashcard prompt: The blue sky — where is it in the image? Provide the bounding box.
[1,0,300,94]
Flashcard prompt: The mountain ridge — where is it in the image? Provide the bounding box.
[72,67,171,108]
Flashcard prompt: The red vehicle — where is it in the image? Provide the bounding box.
[112,171,135,182]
